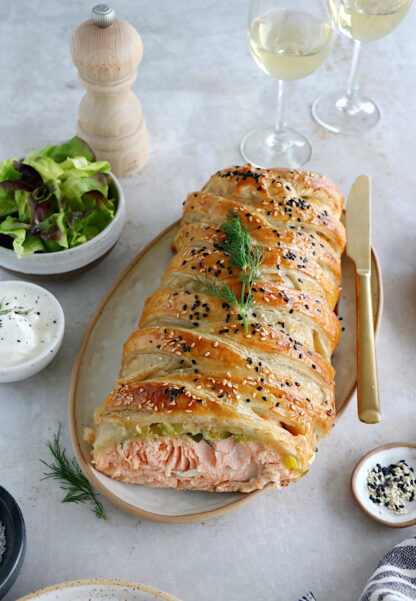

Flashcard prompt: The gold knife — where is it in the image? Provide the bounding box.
[346,175,380,424]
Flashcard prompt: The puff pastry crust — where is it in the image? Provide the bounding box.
[86,165,346,493]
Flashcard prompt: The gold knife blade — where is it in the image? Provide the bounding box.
[346,175,381,424]
[346,175,371,274]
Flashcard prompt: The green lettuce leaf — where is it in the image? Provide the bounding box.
[0,216,44,258]
[24,136,96,164]
[60,172,109,212]
[0,183,18,217]
[16,232,45,257]
[48,136,96,163]
[15,190,32,222]
[24,145,55,163]
[0,158,20,181]
[67,206,112,247]
[59,156,110,175]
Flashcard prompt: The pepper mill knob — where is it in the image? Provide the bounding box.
[71,4,149,177]
[91,4,115,28]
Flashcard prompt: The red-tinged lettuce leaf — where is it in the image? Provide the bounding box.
[13,161,43,189]
[0,163,43,218]
[25,157,64,183]
[0,178,33,194]
[82,189,115,216]
[31,212,68,249]
[35,181,63,213]
[15,184,61,226]
[31,198,52,224]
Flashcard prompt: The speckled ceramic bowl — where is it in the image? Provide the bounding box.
[0,173,125,277]
[15,579,182,601]
[0,280,65,383]
[0,487,26,600]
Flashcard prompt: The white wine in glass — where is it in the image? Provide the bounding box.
[312,0,413,133]
[241,0,339,169]
[335,0,412,40]
[249,11,335,80]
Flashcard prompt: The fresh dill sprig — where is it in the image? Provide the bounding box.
[194,277,239,307]
[194,214,265,331]
[0,298,31,327]
[40,426,107,521]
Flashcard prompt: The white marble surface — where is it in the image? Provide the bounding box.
[1,1,415,600]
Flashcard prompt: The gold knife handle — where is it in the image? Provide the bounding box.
[356,272,380,423]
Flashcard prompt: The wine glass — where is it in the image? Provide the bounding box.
[240,0,339,169]
[312,0,413,134]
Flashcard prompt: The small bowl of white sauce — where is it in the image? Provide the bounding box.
[0,280,64,383]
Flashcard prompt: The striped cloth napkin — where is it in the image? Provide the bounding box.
[360,536,416,601]
[298,536,416,601]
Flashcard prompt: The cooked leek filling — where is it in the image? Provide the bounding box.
[93,421,253,455]
[129,423,250,444]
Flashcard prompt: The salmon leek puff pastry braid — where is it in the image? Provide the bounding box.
[85,165,346,493]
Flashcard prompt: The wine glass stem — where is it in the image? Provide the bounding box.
[275,79,287,134]
[346,40,363,103]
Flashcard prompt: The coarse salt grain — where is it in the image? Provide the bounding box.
[0,522,5,563]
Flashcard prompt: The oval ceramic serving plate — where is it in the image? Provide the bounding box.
[16,579,182,601]
[69,221,383,523]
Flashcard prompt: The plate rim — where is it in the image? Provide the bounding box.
[15,578,183,601]
[350,442,416,529]
[69,220,383,523]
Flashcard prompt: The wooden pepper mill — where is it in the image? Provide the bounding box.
[71,4,149,177]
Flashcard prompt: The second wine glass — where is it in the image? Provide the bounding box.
[312,0,413,134]
[241,0,339,169]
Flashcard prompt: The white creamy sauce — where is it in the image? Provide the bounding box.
[0,285,60,367]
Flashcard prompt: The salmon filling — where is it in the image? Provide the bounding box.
[94,436,295,492]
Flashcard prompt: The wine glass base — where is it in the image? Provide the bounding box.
[240,125,312,169]
[312,90,381,134]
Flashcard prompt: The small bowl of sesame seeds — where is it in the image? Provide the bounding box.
[351,442,416,528]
